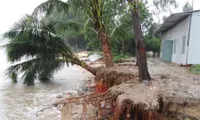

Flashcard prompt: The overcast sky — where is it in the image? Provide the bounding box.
[0,0,200,35]
[0,0,46,34]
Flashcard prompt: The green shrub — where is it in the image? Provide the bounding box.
[113,53,131,63]
[189,64,200,75]
[145,37,161,54]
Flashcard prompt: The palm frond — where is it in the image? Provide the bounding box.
[10,71,18,83]
[6,58,38,84]
[6,57,76,85]
[21,58,65,85]
[22,66,37,86]
[55,19,83,32]
[6,65,21,83]
[3,15,80,85]
[3,16,74,62]
[38,59,66,82]
[33,0,69,16]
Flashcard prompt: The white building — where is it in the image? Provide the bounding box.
[157,10,200,65]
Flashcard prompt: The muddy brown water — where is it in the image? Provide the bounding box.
[0,49,93,120]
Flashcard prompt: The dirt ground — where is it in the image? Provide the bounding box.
[147,58,200,105]
[109,58,200,119]
[59,54,200,119]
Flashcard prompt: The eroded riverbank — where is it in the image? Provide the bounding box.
[56,58,200,120]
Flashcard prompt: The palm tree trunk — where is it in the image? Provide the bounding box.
[91,0,114,67]
[74,57,98,75]
[128,0,151,81]
[99,29,114,67]
[81,62,98,75]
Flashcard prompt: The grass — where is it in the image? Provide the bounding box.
[189,64,200,75]
[113,53,132,63]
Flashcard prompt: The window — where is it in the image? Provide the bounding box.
[182,36,186,54]
[173,40,176,54]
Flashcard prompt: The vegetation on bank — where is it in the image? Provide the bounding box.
[189,64,200,75]
[113,53,132,63]
[2,0,184,85]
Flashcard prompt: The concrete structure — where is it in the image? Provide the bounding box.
[157,10,200,65]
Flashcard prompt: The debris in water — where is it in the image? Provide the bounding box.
[88,54,102,62]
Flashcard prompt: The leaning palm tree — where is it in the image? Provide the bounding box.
[33,0,120,67]
[3,15,97,86]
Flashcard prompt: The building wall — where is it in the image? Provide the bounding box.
[161,16,190,65]
[188,11,200,64]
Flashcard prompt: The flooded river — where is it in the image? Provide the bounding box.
[0,49,93,120]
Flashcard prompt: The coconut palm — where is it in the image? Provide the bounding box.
[32,0,123,67]
[3,15,96,86]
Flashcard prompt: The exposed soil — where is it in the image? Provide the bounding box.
[107,58,200,119]
[59,54,200,120]
[95,65,139,87]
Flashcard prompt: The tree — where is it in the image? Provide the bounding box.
[153,0,178,22]
[162,16,168,21]
[44,9,88,50]
[110,13,133,55]
[182,2,193,12]
[32,0,126,67]
[145,23,161,57]
[83,2,153,56]
[153,0,178,13]
[3,15,97,86]
[127,0,151,81]
[145,37,161,57]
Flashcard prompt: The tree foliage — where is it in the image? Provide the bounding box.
[33,0,126,66]
[153,0,178,13]
[3,0,164,85]
[3,15,78,85]
[146,37,160,54]
[153,0,178,22]
[182,2,193,12]
[85,2,153,55]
